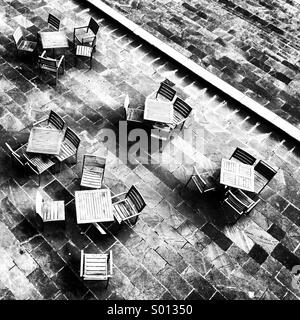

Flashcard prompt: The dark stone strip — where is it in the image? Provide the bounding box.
[271,243,300,271]
[201,223,232,251]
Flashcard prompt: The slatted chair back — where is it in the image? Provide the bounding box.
[126,185,146,213]
[38,56,58,71]
[230,147,256,165]
[48,13,60,30]
[224,191,248,215]
[5,143,26,167]
[173,97,192,119]
[13,27,23,46]
[48,110,65,130]
[80,250,112,285]
[254,160,277,181]
[156,82,176,101]
[88,17,99,35]
[84,155,106,168]
[64,127,80,149]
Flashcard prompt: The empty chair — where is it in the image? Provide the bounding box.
[124,94,144,123]
[13,26,37,59]
[155,82,176,102]
[73,17,99,49]
[38,51,65,86]
[80,155,106,189]
[33,110,65,131]
[170,97,192,130]
[55,127,80,167]
[80,250,113,287]
[223,188,260,222]
[185,166,216,194]
[112,185,146,226]
[23,152,56,186]
[75,45,94,69]
[5,143,27,168]
[35,190,65,223]
[253,160,277,194]
[230,147,256,165]
[151,123,172,152]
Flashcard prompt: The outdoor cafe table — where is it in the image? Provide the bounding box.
[220,158,255,193]
[75,189,114,224]
[143,98,174,124]
[26,127,63,155]
[39,31,69,50]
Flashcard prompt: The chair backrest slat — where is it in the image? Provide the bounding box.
[13,27,23,46]
[64,127,80,149]
[156,82,176,101]
[126,185,146,213]
[88,17,99,35]
[254,160,277,181]
[48,110,65,130]
[173,97,192,118]
[39,56,58,69]
[230,147,256,165]
[48,13,60,30]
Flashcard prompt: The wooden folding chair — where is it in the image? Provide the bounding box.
[112,185,146,226]
[80,250,113,288]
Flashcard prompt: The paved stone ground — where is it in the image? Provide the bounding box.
[0,0,300,300]
[103,0,300,129]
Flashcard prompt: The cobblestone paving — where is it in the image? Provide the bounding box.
[0,0,300,300]
[103,0,300,129]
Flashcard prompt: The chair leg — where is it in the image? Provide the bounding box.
[134,215,139,225]
[180,121,185,131]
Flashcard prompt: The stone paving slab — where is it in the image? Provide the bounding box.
[99,0,300,131]
[0,0,300,300]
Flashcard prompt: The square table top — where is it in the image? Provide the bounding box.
[144,98,174,124]
[39,31,69,49]
[75,189,114,224]
[220,158,255,192]
[27,127,63,155]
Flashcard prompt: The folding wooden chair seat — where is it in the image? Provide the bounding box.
[35,190,65,222]
[124,94,144,123]
[80,155,106,189]
[112,185,146,226]
[80,250,113,288]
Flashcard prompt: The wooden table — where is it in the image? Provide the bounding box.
[220,158,255,192]
[40,31,69,50]
[27,127,63,155]
[144,98,174,124]
[75,189,114,224]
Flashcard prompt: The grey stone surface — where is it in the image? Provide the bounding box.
[0,0,299,300]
